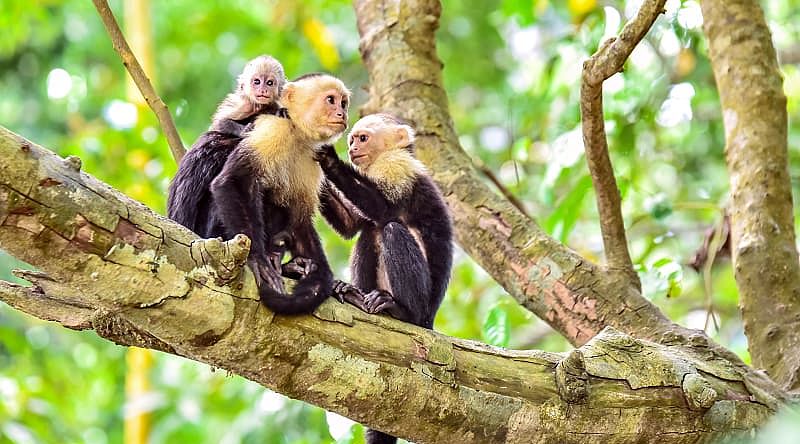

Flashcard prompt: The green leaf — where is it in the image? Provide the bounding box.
[543,174,593,243]
[482,305,510,348]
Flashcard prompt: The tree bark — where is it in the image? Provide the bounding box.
[701,0,800,391]
[0,128,781,442]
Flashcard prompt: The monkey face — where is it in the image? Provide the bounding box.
[248,72,282,105]
[348,115,414,168]
[282,75,351,142]
[318,88,349,134]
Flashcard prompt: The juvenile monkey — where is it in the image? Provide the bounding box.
[210,73,351,314]
[167,55,286,238]
[209,55,287,134]
[316,114,453,443]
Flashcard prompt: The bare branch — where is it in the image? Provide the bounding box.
[475,162,530,219]
[91,0,185,163]
[580,0,667,289]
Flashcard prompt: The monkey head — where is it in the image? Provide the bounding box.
[347,113,415,169]
[281,73,351,143]
[239,55,286,106]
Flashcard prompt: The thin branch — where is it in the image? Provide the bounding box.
[91,0,185,163]
[580,0,667,289]
[476,162,531,219]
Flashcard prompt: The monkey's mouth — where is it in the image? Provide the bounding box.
[255,95,272,103]
[329,121,347,128]
[350,154,367,164]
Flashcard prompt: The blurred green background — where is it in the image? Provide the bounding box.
[1,0,799,442]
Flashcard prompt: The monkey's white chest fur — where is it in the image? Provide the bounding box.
[244,117,323,219]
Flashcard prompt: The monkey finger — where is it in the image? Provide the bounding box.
[370,300,397,314]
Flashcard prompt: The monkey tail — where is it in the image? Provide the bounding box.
[259,266,334,315]
[365,429,397,444]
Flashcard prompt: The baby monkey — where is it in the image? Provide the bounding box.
[167,55,286,238]
[209,55,287,134]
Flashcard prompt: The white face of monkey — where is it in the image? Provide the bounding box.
[281,75,351,142]
[240,56,285,105]
[347,114,415,168]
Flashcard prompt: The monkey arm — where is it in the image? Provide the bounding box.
[167,133,238,235]
[315,145,392,223]
[209,147,268,262]
[319,180,366,238]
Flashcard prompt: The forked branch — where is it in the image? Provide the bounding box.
[580,0,667,289]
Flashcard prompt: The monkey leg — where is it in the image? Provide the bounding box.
[377,222,433,325]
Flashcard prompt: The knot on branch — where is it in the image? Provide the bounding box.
[556,349,588,403]
[64,155,82,172]
[682,373,719,410]
[190,234,251,285]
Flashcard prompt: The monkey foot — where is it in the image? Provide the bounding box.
[332,280,372,312]
[281,256,317,280]
[363,290,397,314]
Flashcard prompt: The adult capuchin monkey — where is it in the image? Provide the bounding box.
[315,113,453,443]
[210,73,351,314]
[167,55,286,238]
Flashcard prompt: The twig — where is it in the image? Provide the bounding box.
[476,163,531,219]
[579,0,667,289]
[92,0,185,163]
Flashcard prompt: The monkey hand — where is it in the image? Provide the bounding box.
[363,290,397,314]
[313,144,339,168]
[282,256,318,280]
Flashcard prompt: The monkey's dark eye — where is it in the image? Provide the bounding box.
[342,100,348,109]
[326,95,335,104]
[253,78,261,85]
[359,134,368,143]
[267,79,274,86]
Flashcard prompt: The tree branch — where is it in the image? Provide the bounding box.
[701,0,800,391]
[579,0,667,289]
[0,125,784,442]
[91,0,185,163]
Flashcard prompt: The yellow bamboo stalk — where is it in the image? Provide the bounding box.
[123,2,155,443]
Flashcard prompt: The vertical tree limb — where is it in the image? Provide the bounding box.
[580,0,667,289]
[91,0,185,163]
[701,0,800,391]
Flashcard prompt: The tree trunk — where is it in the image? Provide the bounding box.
[0,127,781,443]
[701,0,800,391]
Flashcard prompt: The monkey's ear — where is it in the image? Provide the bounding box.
[393,125,415,148]
[282,82,297,105]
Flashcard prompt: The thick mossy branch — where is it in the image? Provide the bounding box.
[580,0,667,287]
[701,0,800,392]
[0,126,780,442]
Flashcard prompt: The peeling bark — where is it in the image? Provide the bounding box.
[701,0,800,391]
[0,126,782,443]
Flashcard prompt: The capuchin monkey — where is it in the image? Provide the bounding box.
[167,55,286,238]
[210,73,351,314]
[315,114,453,444]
